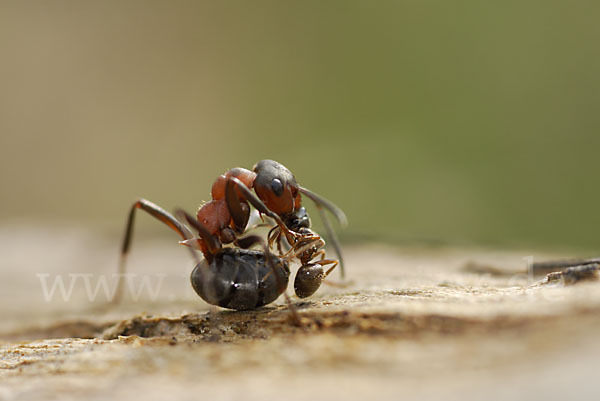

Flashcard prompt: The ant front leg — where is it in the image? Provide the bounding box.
[114,199,198,304]
[267,226,289,256]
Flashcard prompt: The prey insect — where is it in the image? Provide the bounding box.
[114,160,347,310]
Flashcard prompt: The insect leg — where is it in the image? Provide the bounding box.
[224,176,250,233]
[114,199,196,304]
[175,209,222,258]
[307,250,348,288]
[318,259,339,278]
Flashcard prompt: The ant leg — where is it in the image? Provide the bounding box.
[299,186,347,279]
[224,176,253,233]
[317,259,350,289]
[276,230,286,255]
[266,226,289,257]
[282,235,325,262]
[313,253,351,288]
[266,225,291,254]
[175,209,222,259]
[267,226,278,249]
[236,234,301,326]
[319,259,339,278]
[114,199,196,304]
[311,249,326,262]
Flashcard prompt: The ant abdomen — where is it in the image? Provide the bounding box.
[293,264,325,298]
[190,248,290,310]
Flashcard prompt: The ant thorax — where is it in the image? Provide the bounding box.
[291,229,326,264]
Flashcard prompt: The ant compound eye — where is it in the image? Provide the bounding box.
[271,178,284,196]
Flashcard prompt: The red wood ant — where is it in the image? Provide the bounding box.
[114,160,346,310]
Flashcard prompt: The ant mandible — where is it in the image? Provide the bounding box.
[114,160,347,310]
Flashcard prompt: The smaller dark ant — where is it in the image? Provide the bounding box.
[114,160,346,311]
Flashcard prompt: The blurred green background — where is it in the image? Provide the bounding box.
[1,0,599,251]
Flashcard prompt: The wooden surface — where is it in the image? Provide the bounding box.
[1,226,600,400]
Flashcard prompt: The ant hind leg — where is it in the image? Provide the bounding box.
[113,199,196,304]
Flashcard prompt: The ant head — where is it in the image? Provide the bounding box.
[253,160,302,216]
